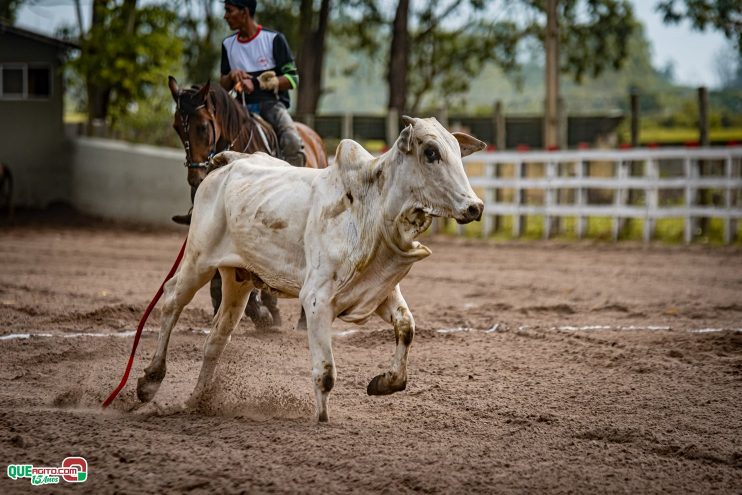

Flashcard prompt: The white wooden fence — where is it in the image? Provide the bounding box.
[461,147,742,244]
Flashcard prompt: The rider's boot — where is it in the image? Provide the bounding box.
[172,207,192,225]
[284,149,306,168]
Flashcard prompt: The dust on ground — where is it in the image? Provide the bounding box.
[1,214,740,493]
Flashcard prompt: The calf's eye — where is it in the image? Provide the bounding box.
[424,146,440,163]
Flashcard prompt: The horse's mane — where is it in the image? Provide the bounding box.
[179,83,248,141]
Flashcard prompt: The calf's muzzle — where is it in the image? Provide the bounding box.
[456,200,484,224]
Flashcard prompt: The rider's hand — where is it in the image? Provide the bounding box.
[235,77,255,94]
[257,71,280,93]
[230,70,253,93]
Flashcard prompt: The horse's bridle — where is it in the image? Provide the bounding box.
[176,92,254,171]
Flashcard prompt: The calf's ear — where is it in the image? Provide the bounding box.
[453,132,486,157]
[397,124,414,154]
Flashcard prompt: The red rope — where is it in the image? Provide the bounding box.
[102,238,188,409]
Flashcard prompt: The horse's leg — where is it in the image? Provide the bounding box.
[367,285,414,395]
[209,271,222,315]
[137,258,213,402]
[187,267,253,407]
[213,273,272,329]
[260,289,281,327]
[244,290,273,329]
[296,307,307,331]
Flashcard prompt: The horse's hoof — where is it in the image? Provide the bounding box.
[269,309,282,328]
[367,372,406,396]
[251,306,273,330]
[296,311,307,331]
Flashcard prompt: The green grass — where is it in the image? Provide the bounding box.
[435,214,742,245]
[619,127,742,145]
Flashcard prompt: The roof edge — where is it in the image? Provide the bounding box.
[0,19,80,50]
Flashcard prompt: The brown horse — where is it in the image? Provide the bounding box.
[167,76,327,189]
[168,75,327,329]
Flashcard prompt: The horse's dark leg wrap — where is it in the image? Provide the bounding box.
[260,289,281,327]
[210,271,222,316]
[244,290,273,329]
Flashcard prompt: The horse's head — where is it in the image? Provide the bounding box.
[168,76,222,188]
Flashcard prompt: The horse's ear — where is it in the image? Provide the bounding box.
[197,80,211,99]
[168,76,179,103]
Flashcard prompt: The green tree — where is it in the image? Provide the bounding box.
[0,0,24,23]
[656,0,742,54]
[557,0,637,81]
[72,0,182,132]
[338,0,636,115]
[181,0,225,83]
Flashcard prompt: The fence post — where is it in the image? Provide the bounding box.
[513,161,525,237]
[698,87,709,147]
[437,106,449,129]
[558,97,568,150]
[483,162,496,238]
[576,159,587,238]
[684,157,699,244]
[342,112,354,140]
[301,112,315,130]
[723,154,736,244]
[386,108,399,147]
[544,160,556,239]
[612,159,629,241]
[494,101,506,150]
[643,158,658,242]
[630,89,639,148]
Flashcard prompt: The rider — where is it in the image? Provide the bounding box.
[220,0,305,167]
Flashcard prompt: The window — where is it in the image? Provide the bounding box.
[0,64,52,99]
[28,66,51,97]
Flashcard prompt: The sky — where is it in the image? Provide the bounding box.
[14,0,733,88]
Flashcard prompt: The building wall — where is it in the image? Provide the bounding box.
[71,138,191,226]
[0,32,69,206]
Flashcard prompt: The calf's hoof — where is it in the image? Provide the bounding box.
[136,367,166,403]
[366,372,406,396]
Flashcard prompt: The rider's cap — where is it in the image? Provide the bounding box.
[225,0,256,15]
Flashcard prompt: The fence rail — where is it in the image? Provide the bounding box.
[462,147,742,244]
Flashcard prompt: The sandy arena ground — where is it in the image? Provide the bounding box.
[0,213,740,493]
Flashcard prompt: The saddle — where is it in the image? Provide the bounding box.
[247,111,278,157]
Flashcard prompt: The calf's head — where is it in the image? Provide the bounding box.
[393,116,485,224]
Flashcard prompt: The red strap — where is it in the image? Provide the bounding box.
[102,238,188,409]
